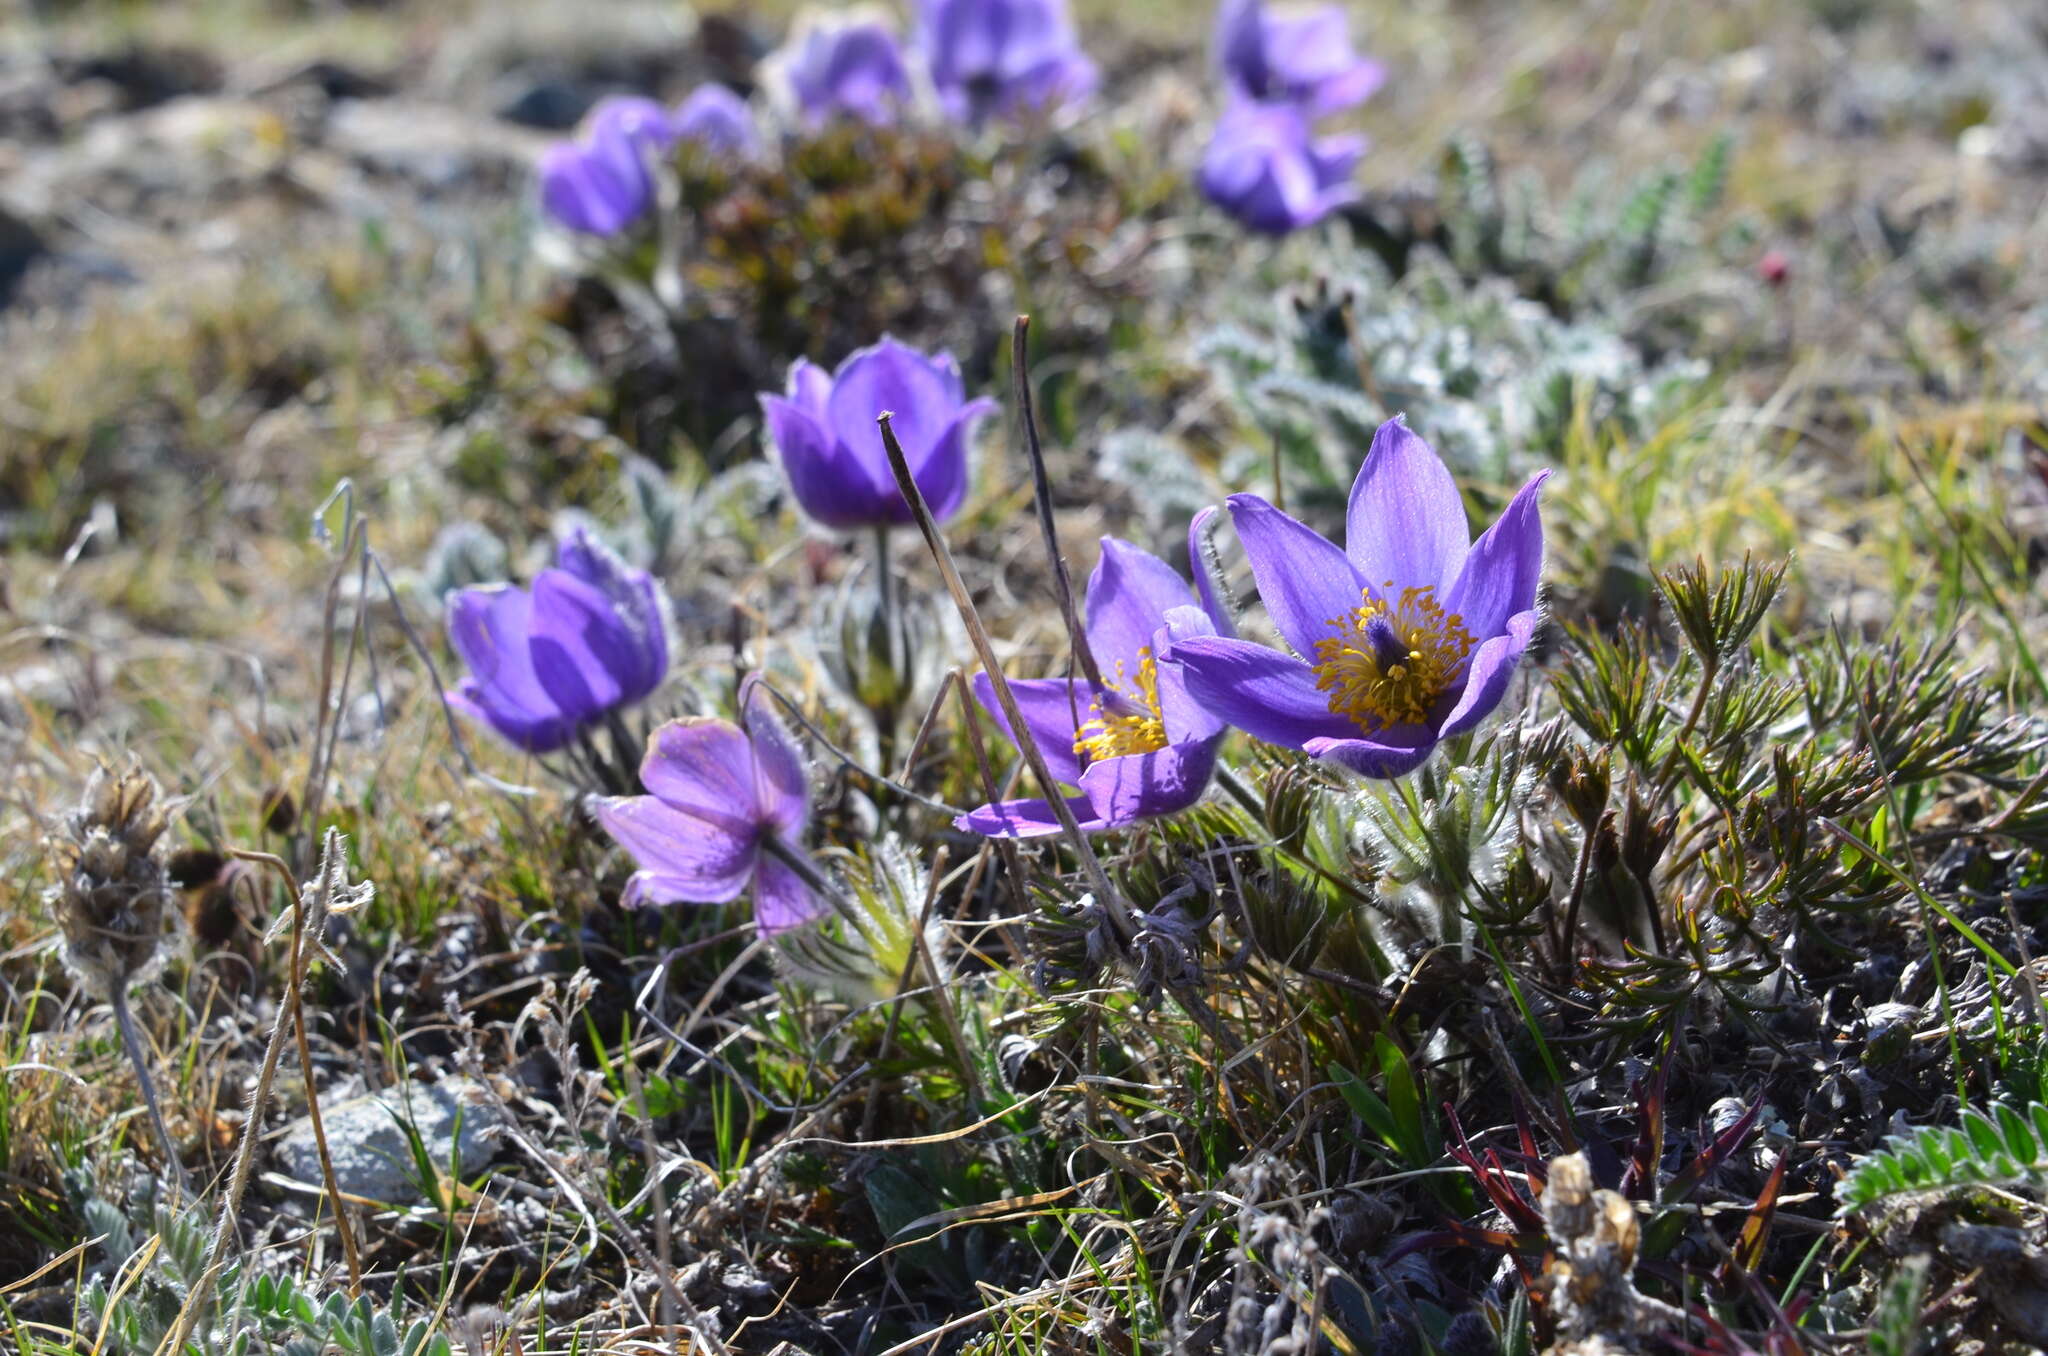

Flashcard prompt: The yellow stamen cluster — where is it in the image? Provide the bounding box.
[1312,584,1474,730]
[1073,648,1169,762]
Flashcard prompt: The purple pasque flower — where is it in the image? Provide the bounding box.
[594,679,827,933]
[445,527,671,755]
[1170,418,1548,779]
[673,84,761,159]
[959,512,1237,838]
[1199,97,1363,235]
[760,336,997,531]
[915,0,1099,125]
[538,96,678,236]
[774,13,914,127]
[1214,0,1385,117]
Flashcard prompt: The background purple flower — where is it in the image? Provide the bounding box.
[916,0,1099,125]
[1199,98,1362,235]
[538,96,678,236]
[960,512,1236,838]
[673,84,761,159]
[1170,418,1548,778]
[444,527,670,754]
[593,680,825,933]
[1214,0,1385,117]
[775,16,914,127]
[760,336,997,531]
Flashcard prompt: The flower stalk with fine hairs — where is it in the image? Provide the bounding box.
[44,763,188,1200]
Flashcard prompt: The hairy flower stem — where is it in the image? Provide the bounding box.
[107,986,190,1202]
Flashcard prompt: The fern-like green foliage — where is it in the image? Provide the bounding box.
[1837,1102,2048,1215]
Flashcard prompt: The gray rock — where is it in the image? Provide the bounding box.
[274,1077,505,1204]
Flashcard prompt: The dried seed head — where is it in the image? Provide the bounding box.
[44,763,181,999]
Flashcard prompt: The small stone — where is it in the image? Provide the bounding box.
[274,1076,505,1204]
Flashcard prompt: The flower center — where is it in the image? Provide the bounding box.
[1073,647,1169,763]
[1312,585,1474,731]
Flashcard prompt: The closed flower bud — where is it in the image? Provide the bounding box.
[1547,747,1611,830]
[1237,861,1331,971]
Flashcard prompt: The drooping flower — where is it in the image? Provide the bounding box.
[594,680,827,933]
[959,512,1236,837]
[444,528,671,754]
[672,84,761,160]
[760,336,998,531]
[1170,418,1548,778]
[537,96,678,236]
[770,12,915,127]
[1198,98,1363,235]
[1214,0,1385,117]
[915,0,1099,125]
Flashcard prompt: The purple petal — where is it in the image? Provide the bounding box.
[784,20,913,127]
[444,680,576,755]
[672,84,758,159]
[637,718,763,839]
[1437,609,1539,739]
[1303,730,1437,779]
[1170,635,1356,749]
[741,677,810,841]
[527,568,643,720]
[554,528,667,702]
[1187,505,1237,639]
[594,795,754,903]
[1077,735,1219,827]
[972,672,1086,788]
[906,396,995,527]
[1443,470,1550,643]
[446,585,577,752]
[1152,606,1225,741]
[538,142,644,236]
[586,96,678,153]
[1225,492,1367,658]
[753,853,828,933]
[761,391,895,530]
[1346,417,1469,596]
[826,337,962,474]
[1084,536,1198,676]
[955,795,1099,839]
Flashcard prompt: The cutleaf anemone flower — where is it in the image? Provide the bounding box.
[1171,418,1548,778]
[959,513,1235,837]
[771,11,915,127]
[1199,98,1362,236]
[594,679,828,934]
[538,96,678,237]
[1214,0,1385,117]
[445,528,670,755]
[915,0,1099,125]
[760,337,997,531]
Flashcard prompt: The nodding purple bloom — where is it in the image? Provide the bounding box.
[444,528,671,754]
[775,15,914,127]
[959,513,1236,838]
[760,336,997,531]
[1170,418,1547,779]
[915,0,1099,125]
[1199,98,1362,235]
[673,84,761,160]
[1214,0,1385,117]
[538,96,678,236]
[594,680,827,933]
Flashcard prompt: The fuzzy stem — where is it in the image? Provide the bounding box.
[107,986,191,1202]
